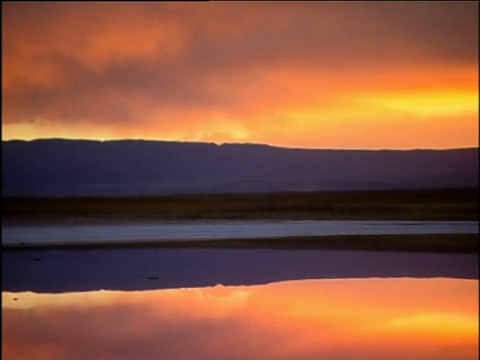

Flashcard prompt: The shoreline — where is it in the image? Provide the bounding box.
[3,233,478,253]
[4,189,477,253]
[3,188,478,222]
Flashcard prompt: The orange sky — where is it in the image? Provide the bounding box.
[2,2,478,149]
[2,278,478,359]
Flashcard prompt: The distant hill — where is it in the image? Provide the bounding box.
[2,139,478,197]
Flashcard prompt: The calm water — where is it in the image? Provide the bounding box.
[2,248,478,292]
[2,220,478,246]
[2,222,479,359]
[3,278,478,360]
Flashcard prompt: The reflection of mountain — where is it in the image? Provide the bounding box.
[2,139,478,196]
[3,248,477,293]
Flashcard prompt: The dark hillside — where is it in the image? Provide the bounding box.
[2,139,478,196]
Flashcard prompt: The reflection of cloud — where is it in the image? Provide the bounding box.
[388,313,478,335]
[2,278,478,359]
[2,2,478,148]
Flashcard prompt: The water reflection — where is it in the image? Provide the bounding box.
[3,249,478,293]
[2,278,478,360]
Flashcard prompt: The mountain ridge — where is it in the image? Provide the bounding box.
[3,139,478,197]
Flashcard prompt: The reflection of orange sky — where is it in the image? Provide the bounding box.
[2,278,478,359]
[2,2,478,149]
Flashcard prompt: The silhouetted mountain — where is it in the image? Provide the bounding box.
[2,139,478,196]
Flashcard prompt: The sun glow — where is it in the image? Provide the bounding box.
[373,91,478,117]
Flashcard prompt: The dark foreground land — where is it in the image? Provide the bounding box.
[8,234,477,254]
[3,188,478,253]
[3,187,479,222]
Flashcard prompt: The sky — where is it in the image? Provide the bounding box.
[2,1,478,149]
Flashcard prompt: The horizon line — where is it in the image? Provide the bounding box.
[2,137,479,152]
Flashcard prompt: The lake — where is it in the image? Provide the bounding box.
[2,221,478,359]
[3,277,478,359]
